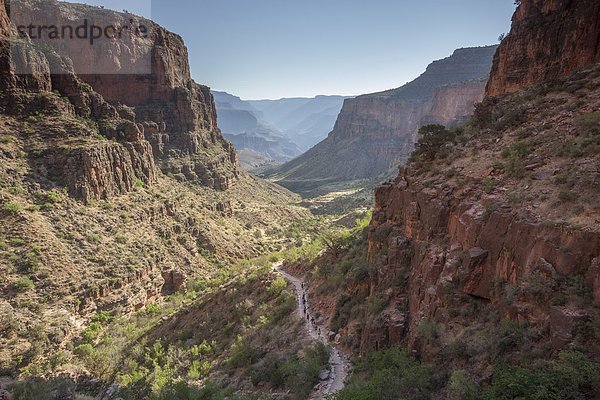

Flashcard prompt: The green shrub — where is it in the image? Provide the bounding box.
[500,141,529,178]
[8,378,77,400]
[19,251,42,273]
[495,319,526,356]
[279,343,329,400]
[336,348,442,400]
[482,177,497,194]
[81,322,103,343]
[3,202,22,213]
[416,320,440,341]
[340,260,353,275]
[228,341,263,369]
[37,191,61,205]
[368,296,389,315]
[483,351,600,400]
[558,190,577,202]
[575,112,600,136]
[134,178,146,188]
[267,276,287,296]
[115,235,128,245]
[86,233,101,244]
[187,360,211,380]
[15,277,35,292]
[447,369,480,400]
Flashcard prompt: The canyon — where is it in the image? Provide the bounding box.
[213,91,347,171]
[294,0,600,397]
[268,46,497,193]
[1,0,599,398]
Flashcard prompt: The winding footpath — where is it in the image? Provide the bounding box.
[276,264,351,398]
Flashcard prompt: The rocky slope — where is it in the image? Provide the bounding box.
[267,46,497,192]
[0,0,309,379]
[297,0,600,396]
[486,0,600,97]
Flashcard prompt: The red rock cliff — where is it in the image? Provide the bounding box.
[486,0,600,97]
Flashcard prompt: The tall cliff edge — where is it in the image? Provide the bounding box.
[486,0,600,97]
[268,46,497,191]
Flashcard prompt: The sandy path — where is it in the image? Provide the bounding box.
[277,265,351,398]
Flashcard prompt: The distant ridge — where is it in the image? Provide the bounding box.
[266,45,498,193]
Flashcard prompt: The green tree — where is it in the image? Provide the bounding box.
[411,124,456,162]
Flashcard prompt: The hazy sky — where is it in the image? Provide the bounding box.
[64,0,516,99]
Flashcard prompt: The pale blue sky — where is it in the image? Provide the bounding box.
[64,0,516,99]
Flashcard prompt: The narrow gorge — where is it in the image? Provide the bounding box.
[1,0,599,399]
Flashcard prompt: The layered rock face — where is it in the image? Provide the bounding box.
[486,0,600,97]
[364,172,600,355]
[8,0,238,192]
[423,78,487,126]
[269,46,496,190]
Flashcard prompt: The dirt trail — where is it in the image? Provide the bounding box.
[276,264,351,398]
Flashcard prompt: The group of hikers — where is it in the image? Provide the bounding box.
[300,282,322,338]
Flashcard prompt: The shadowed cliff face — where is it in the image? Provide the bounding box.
[486,0,600,97]
[269,46,496,189]
[4,0,239,194]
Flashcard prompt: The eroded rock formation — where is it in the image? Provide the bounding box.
[364,170,600,354]
[486,0,600,97]
[4,0,239,200]
[269,46,496,189]
[341,0,600,367]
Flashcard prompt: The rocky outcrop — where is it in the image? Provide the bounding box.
[0,0,9,37]
[423,78,487,126]
[269,46,496,189]
[486,0,600,97]
[361,168,600,356]
[0,0,52,95]
[45,140,156,202]
[9,0,239,191]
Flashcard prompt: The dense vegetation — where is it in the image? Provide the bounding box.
[334,348,600,400]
